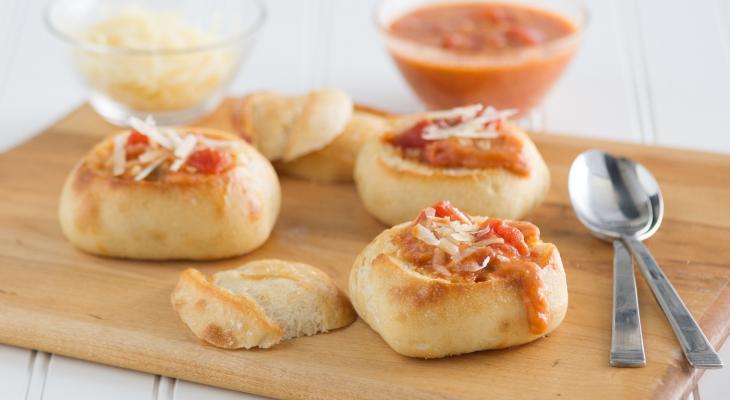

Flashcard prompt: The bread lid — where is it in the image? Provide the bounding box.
[239,89,353,162]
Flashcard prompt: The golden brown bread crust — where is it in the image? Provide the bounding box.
[58,128,281,260]
[349,222,568,358]
[172,268,284,349]
[172,260,357,349]
[354,122,550,226]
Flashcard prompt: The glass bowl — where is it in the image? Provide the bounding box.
[45,0,266,126]
[375,0,589,113]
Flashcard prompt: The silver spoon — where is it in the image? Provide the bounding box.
[570,150,723,369]
[569,150,649,367]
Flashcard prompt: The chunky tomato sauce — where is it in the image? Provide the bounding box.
[387,2,578,111]
[385,115,530,176]
[394,201,553,333]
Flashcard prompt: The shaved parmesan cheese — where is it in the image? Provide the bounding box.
[480,256,491,269]
[414,224,439,246]
[112,134,127,176]
[170,157,186,172]
[421,106,518,141]
[133,156,165,181]
[138,149,164,163]
[199,136,236,149]
[174,134,197,159]
[451,221,478,232]
[161,127,183,147]
[129,116,172,149]
[437,238,459,256]
[426,104,484,121]
[449,231,473,243]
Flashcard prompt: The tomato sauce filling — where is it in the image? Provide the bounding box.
[386,2,578,111]
[385,106,530,176]
[394,200,554,333]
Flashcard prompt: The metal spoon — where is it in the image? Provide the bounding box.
[570,150,723,369]
[569,150,649,367]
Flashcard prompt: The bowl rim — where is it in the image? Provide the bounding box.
[44,0,267,56]
[373,0,590,64]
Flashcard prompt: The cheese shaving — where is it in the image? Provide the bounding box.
[133,155,165,181]
[138,149,164,163]
[161,127,183,147]
[437,238,460,256]
[413,224,439,246]
[421,105,518,141]
[425,104,484,121]
[169,158,185,172]
[130,116,172,149]
[111,134,127,176]
[174,134,197,159]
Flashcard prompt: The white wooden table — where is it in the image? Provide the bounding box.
[1,0,728,398]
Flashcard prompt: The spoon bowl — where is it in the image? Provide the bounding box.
[569,150,658,241]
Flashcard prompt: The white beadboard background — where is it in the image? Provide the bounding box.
[0,0,729,399]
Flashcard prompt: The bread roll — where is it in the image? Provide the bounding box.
[234,89,391,182]
[354,105,550,226]
[59,120,280,260]
[236,88,353,161]
[349,201,567,358]
[274,106,392,182]
[172,259,356,349]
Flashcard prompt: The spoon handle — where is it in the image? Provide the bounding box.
[610,240,646,367]
[622,236,723,369]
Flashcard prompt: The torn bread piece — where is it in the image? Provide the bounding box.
[172,259,356,349]
[233,89,392,182]
[236,88,353,162]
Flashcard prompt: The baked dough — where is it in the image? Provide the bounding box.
[234,90,391,182]
[354,108,550,226]
[58,123,280,260]
[171,259,356,349]
[235,88,353,161]
[349,202,567,358]
[274,106,392,182]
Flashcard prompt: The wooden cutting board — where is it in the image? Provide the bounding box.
[0,102,728,400]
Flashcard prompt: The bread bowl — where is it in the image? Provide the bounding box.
[233,89,391,182]
[59,117,280,260]
[349,201,567,358]
[354,104,549,226]
[172,259,356,349]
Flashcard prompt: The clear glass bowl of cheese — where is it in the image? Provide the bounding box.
[45,0,265,126]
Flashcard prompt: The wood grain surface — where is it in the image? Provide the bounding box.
[0,103,728,400]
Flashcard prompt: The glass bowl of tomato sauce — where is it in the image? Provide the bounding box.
[376,0,589,113]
